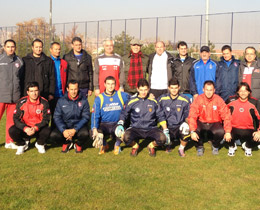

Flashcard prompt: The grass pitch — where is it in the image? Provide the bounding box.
[0,95,260,209]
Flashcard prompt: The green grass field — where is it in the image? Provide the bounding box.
[0,95,260,210]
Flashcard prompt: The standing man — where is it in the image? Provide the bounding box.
[158,78,190,157]
[116,78,169,157]
[171,41,195,99]
[91,76,129,155]
[22,39,55,100]
[63,37,93,97]
[0,39,23,149]
[49,42,67,128]
[226,82,260,156]
[9,82,51,155]
[94,39,125,96]
[147,41,173,99]
[188,80,232,156]
[190,46,218,99]
[215,45,240,101]
[50,80,90,153]
[239,46,260,99]
[123,38,149,95]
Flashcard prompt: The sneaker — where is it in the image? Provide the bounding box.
[130,145,139,157]
[212,146,219,155]
[197,147,204,156]
[147,145,156,157]
[35,142,45,154]
[245,148,252,157]
[16,145,25,155]
[61,142,73,153]
[113,145,121,155]
[74,144,83,153]
[178,148,186,157]
[228,146,236,156]
[99,144,109,155]
[24,140,30,151]
[5,142,18,149]
[258,144,260,150]
[242,142,246,150]
[165,146,172,153]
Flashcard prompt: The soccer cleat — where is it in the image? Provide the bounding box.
[99,144,109,155]
[35,142,45,154]
[130,144,139,157]
[228,146,236,157]
[61,142,73,153]
[147,145,156,157]
[165,146,172,153]
[242,142,246,150]
[178,148,186,157]
[5,142,18,149]
[74,144,83,153]
[197,147,204,156]
[16,145,25,155]
[212,146,219,155]
[113,145,121,155]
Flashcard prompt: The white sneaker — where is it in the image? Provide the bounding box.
[228,146,236,156]
[5,142,18,149]
[35,142,45,154]
[16,145,25,155]
[245,147,252,157]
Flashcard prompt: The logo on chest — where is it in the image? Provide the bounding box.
[239,108,244,112]
[36,109,42,114]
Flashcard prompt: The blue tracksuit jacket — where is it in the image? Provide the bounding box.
[119,95,166,129]
[91,90,129,129]
[190,58,218,95]
[158,93,190,129]
[54,92,90,133]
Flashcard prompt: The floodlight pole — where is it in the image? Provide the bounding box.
[205,0,209,46]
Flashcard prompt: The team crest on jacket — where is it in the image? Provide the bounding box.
[149,108,152,112]
[166,107,170,112]
[47,109,51,114]
[135,107,140,113]
[234,62,238,67]
[15,63,20,68]
[14,109,17,114]
[110,98,113,102]
[92,107,95,113]
[36,109,42,114]
[78,102,82,107]
[177,108,181,112]
[239,108,244,112]
[209,64,213,69]
[213,105,217,110]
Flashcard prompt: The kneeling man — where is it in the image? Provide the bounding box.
[50,80,90,153]
[9,82,51,155]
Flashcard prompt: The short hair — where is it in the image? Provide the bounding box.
[32,38,43,47]
[203,80,215,88]
[221,45,232,52]
[237,82,252,94]
[177,41,188,49]
[137,78,149,88]
[245,46,256,54]
[72,37,82,44]
[4,39,16,47]
[103,38,114,45]
[67,80,79,88]
[105,76,116,84]
[26,81,39,91]
[168,78,180,87]
[50,41,60,48]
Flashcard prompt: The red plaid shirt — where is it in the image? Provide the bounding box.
[127,51,144,89]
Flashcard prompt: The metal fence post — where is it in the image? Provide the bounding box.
[156,17,159,42]
[85,21,87,50]
[174,16,176,44]
[230,12,234,48]
[200,15,203,47]
[124,19,127,55]
[62,23,65,56]
[110,20,113,39]
[140,18,142,40]
[97,21,99,54]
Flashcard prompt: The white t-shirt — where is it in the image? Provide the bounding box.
[151,51,168,89]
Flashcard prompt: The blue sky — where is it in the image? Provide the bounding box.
[1,0,260,26]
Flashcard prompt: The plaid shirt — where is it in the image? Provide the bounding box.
[127,51,143,89]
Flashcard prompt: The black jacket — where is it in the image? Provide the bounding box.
[63,50,93,90]
[22,53,55,99]
[171,54,195,94]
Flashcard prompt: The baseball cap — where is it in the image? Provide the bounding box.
[200,46,210,52]
[130,38,143,46]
